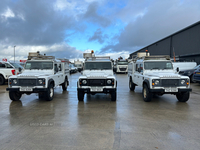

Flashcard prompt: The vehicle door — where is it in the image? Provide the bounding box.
[137,63,144,87]
[54,63,60,86]
[58,63,65,84]
[133,63,140,85]
[5,63,15,77]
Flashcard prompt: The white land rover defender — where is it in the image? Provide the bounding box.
[77,52,117,101]
[128,53,192,102]
[6,52,70,101]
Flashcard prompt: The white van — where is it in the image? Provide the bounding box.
[173,62,197,72]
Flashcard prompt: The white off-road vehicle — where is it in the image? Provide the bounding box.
[6,52,69,101]
[77,52,117,101]
[116,59,128,73]
[128,53,192,102]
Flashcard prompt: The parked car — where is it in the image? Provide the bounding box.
[69,64,77,74]
[0,61,23,85]
[179,64,200,82]
[193,68,200,83]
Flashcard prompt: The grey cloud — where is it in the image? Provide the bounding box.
[88,28,108,44]
[83,2,111,27]
[0,43,83,61]
[0,0,76,46]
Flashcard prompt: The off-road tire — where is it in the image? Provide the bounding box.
[129,78,135,91]
[0,75,5,85]
[62,78,68,91]
[78,90,84,101]
[111,91,116,101]
[9,91,22,101]
[176,92,190,102]
[45,84,54,101]
[142,84,152,102]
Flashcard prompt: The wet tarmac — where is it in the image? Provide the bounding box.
[0,73,200,150]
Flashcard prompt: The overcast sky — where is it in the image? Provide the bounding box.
[0,0,200,62]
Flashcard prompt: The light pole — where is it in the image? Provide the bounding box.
[14,46,16,62]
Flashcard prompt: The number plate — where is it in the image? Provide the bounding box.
[197,72,200,74]
[20,87,33,91]
[165,88,178,92]
[91,88,103,92]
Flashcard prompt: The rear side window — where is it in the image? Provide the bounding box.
[0,63,6,68]
[5,63,13,68]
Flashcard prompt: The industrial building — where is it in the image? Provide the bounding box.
[129,21,200,65]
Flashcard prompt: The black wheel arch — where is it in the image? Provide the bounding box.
[48,79,55,87]
[143,79,150,88]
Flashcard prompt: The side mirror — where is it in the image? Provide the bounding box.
[138,68,141,73]
[19,68,22,72]
[176,67,179,72]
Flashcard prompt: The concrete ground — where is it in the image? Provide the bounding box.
[0,73,200,150]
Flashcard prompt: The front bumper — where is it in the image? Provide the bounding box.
[77,88,116,94]
[6,87,48,93]
[149,88,192,93]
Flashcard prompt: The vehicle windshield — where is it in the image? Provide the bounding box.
[69,64,75,68]
[25,62,53,69]
[10,62,23,69]
[75,64,82,67]
[144,61,173,70]
[117,61,128,65]
[84,62,112,70]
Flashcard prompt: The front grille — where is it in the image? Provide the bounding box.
[161,79,179,87]
[119,68,127,71]
[19,79,37,86]
[88,79,105,86]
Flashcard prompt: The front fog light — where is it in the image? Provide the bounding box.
[107,80,112,84]
[181,80,185,85]
[13,79,17,84]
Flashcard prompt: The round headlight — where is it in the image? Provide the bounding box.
[155,80,159,85]
[82,80,87,84]
[38,79,43,84]
[107,80,112,84]
[13,79,17,84]
[181,80,185,85]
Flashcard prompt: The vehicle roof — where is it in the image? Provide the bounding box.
[135,59,171,63]
[0,61,10,63]
[26,59,61,62]
[85,59,111,62]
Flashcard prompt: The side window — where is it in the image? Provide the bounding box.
[140,64,143,73]
[0,63,6,68]
[135,64,138,72]
[54,64,58,73]
[5,63,13,68]
[59,64,62,71]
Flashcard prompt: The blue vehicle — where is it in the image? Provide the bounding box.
[193,67,200,83]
